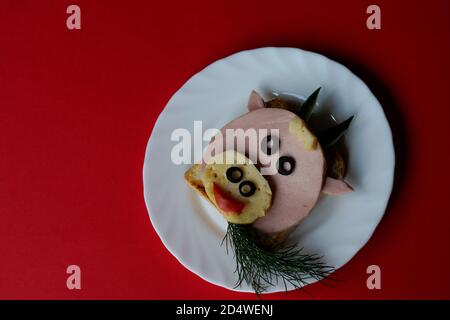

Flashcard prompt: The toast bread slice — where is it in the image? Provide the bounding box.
[184,164,211,203]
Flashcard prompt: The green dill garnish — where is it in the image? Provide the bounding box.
[223,223,335,294]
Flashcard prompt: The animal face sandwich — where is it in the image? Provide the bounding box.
[184,88,354,293]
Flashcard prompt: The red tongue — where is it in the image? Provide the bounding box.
[213,183,245,215]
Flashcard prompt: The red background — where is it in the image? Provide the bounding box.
[1,0,449,299]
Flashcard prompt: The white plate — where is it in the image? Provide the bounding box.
[143,47,395,293]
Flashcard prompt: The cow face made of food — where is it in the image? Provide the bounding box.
[185,90,352,244]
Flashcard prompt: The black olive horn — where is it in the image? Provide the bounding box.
[297,87,321,122]
[317,116,354,148]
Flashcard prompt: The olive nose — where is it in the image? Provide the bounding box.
[226,166,243,183]
[239,181,256,197]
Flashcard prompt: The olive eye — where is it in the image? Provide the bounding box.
[239,181,256,197]
[261,135,280,156]
[226,166,243,183]
[277,156,295,175]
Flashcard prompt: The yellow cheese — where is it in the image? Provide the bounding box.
[202,151,272,224]
[288,116,318,151]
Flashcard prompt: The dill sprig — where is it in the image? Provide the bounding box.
[223,223,335,294]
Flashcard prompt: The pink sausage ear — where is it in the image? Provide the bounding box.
[247,90,266,111]
[322,177,353,195]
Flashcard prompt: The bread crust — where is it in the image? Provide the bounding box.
[184,164,211,203]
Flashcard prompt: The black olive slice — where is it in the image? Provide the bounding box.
[239,181,256,197]
[261,134,280,156]
[226,166,243,183]
[277,156,296,175]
